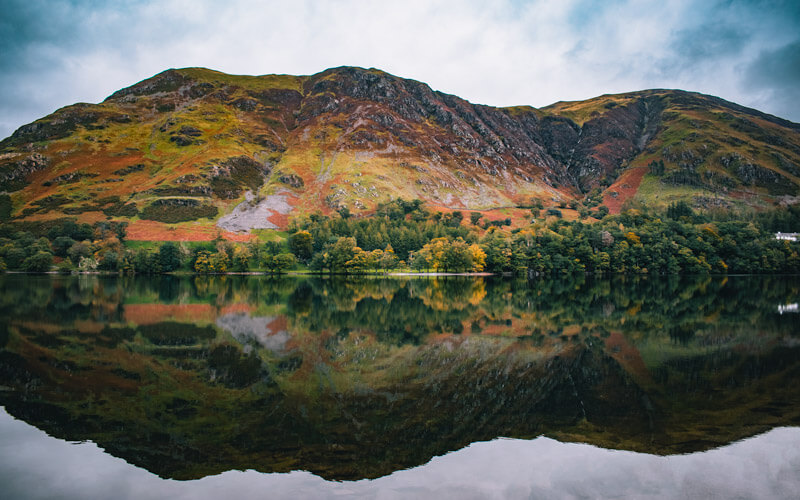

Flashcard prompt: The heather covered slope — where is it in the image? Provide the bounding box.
[544,90,800,211]
[1,67,799,236]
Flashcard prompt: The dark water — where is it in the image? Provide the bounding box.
[0,274,799,498]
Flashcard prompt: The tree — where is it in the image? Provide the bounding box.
[32,237,52,255]
[231,245,252,272]
[52,236,76,257]
[288,230,313,261]
[379,245,398,271]
[482,233,512,272]
[135,248,160,274]
[264,253,296,274]
[4,247,25,269]
[210,252,229,273]
[468,244,487,272]
[443,238,472,271]
[667,201,693,220]
[448,211,464,227]
[68,241,92,262]
[158,242,182,272]
[328,237,358,272]
[648,159,665,176]
[98,251,119,271]
[120,252,135,274]
[470,212,483,225]
[345,248,370,272]
[22,251,53,272]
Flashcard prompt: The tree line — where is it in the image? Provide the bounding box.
[0,199,799,275]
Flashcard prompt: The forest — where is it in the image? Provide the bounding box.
[0,198,799,275]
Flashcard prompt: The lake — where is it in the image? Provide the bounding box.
[0,274,798,498]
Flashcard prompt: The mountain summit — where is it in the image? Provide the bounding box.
[1,67,799,233]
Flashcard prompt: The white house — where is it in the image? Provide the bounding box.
[775,232,799,241]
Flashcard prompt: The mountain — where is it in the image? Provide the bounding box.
[1,67,799,237]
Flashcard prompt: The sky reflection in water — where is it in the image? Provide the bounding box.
[1,409,798,500]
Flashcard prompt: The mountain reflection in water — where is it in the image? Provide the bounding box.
[0,274,798,483]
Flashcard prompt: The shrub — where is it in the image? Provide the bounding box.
[140,199,218,223]
[546,208,563,218]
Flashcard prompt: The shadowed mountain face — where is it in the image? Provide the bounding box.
[1,67,799,230]
[0,274,798,481]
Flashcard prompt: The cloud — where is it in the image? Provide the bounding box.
[743,40,800,120]
[1,0,799,140]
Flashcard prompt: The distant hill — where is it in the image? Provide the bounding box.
[1,66,799,235]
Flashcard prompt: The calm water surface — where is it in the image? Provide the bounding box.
[0,274,798,498]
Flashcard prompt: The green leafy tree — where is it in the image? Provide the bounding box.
[328,237,358,273]
[68,241,92,262]
[231,246,252,272]
[4,247,26,269]
[22,251,53,272]
[288,230,313,261]
[272,253,296,274]
[98,251,119,271]
[379,245,398,271]
[158,242,182,272]
[52,236,76,257]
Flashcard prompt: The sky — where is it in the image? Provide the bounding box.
[1,0,799,139]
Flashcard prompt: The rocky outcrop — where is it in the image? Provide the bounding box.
[278,174,304,188]
[216,191,292,231]
[106,68,214,101]
[0,153,49,192]
[42,171,98,186]
[721,153,798,195]
[568,95,665,190]
[208,156,271,199]
[169,125,203,146]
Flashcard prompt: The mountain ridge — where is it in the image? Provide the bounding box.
[1,66,799,235]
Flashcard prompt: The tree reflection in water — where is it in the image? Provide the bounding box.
[0,274,798,480]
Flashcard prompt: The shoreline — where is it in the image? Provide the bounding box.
[2,270,499,277]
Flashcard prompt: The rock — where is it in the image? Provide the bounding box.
[0,154,49,191]
[233,98,259,111]
[216,191,293,232]
[178,126,202,137]
[278,174,304,188]
[42,171,98,186]
[169,135,196,147]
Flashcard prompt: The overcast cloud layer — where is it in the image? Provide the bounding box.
[1,0,799,139]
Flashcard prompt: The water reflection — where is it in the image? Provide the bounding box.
[0,274,798,481]
[2,409,798,499]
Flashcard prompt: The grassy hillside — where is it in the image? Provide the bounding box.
[1,68,799,241]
